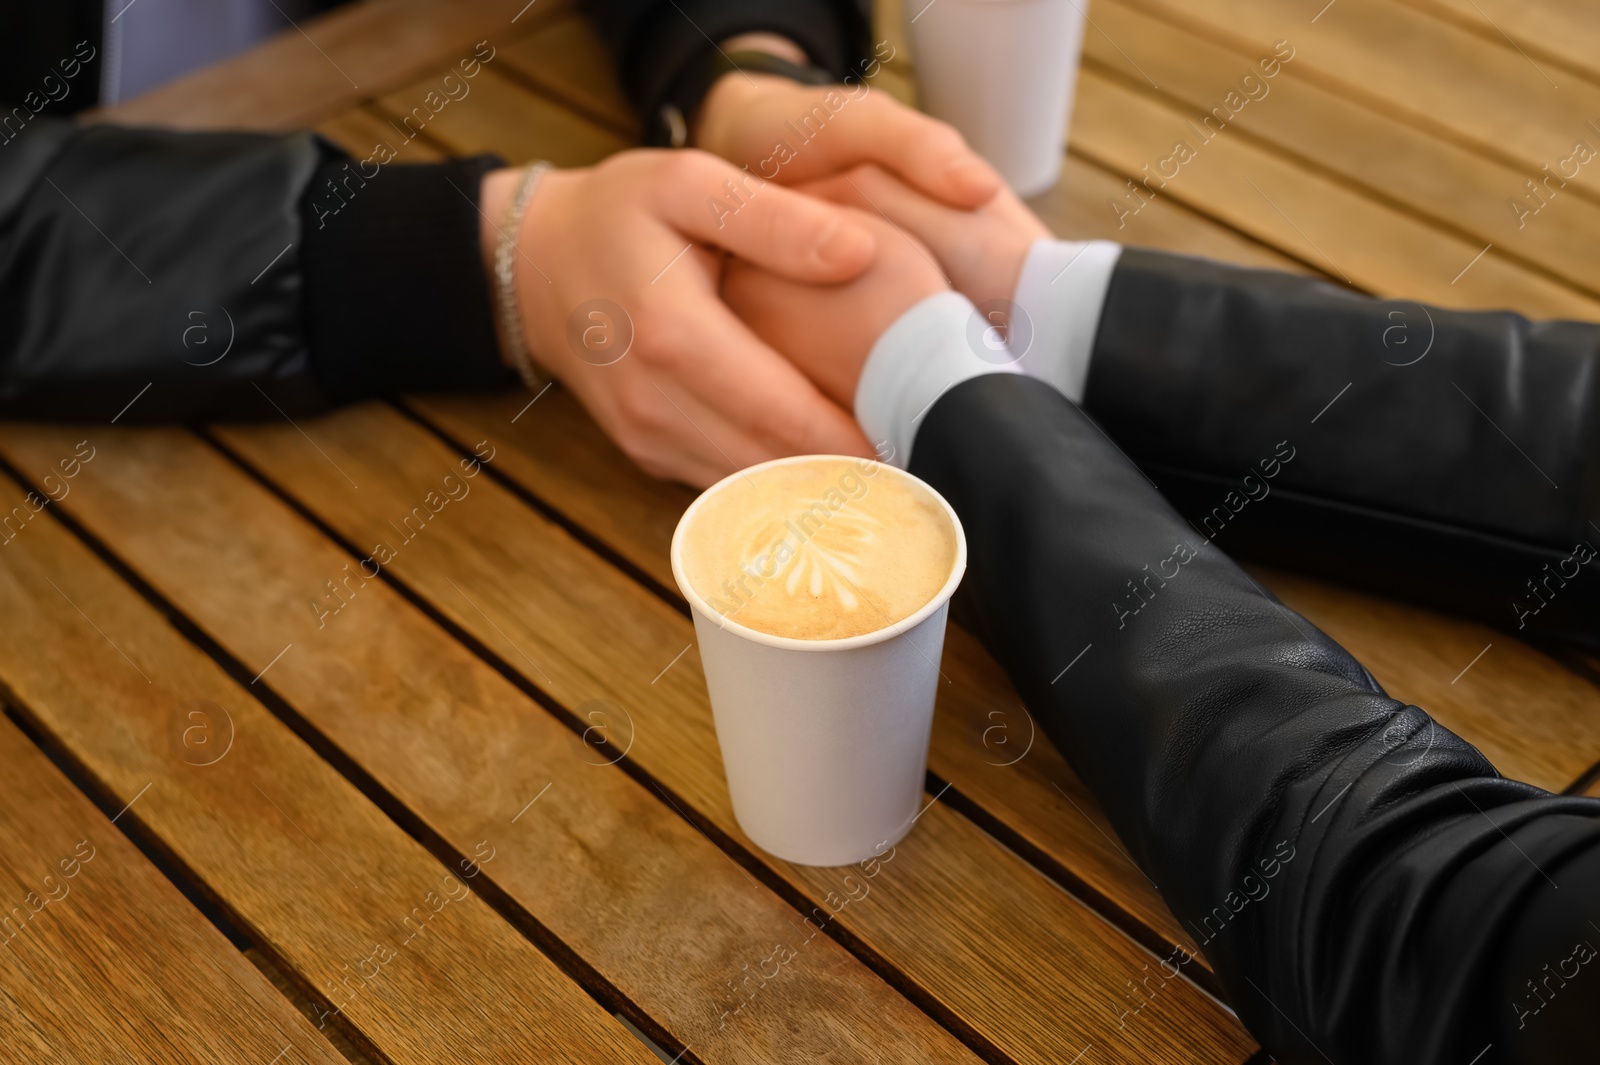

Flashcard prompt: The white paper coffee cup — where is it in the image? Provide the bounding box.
[907,0,1088,197]
[671,456,967,867]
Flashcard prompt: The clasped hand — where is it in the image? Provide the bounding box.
[481,70,1050,486]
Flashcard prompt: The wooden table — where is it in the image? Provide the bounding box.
[4,1,1599,1061]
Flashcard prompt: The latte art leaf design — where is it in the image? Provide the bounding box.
[741,509,884,612]
[680,458,957,640]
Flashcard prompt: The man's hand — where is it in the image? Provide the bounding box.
[721,206,950,408]
[804,164,1052,306]
[480,150,880,488]
[694,68,1001,211]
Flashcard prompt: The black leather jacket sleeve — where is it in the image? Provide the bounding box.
[911,372,1600,1065]
[1,119,509,422]
[1086,248,1600,648]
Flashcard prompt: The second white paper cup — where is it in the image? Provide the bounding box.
[908,0,1088,197]
[671,456,967,867]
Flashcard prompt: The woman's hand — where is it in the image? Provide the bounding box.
[480,150,880,488]
[803,164,1052,306]
[721,207,951,409]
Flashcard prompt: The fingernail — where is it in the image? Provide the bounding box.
[945,158,1000,197]
[816,219,875,266]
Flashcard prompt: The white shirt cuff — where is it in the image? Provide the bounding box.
[1011,238,1123,404]
[854,291,1023,468]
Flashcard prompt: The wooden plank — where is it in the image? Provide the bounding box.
[0,429,988,1065]
[0,458,655,1065]
[100,0,569,131]
[1068,66,1600,319]
[1083,0,1600,299]
[1400,0,1600,91]
[1583,753,1600,798]
[1112,0,1600,194]
[173,406,1258,1063]
[494,15,640,137]
[873,0,915,79]
[0,716,349,1065]
[373,65,628,167]
[1036,155,1310,273]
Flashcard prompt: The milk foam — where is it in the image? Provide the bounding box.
[679,457,957,641]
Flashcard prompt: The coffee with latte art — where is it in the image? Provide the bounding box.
[678,456,959,641]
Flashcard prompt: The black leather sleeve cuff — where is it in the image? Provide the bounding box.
[297,147,515,403]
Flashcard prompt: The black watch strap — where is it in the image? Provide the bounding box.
[647,49,834,148]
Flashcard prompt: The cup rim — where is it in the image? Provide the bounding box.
[670,454,968,652]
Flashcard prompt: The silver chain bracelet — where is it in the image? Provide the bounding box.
[494,161,553,392]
